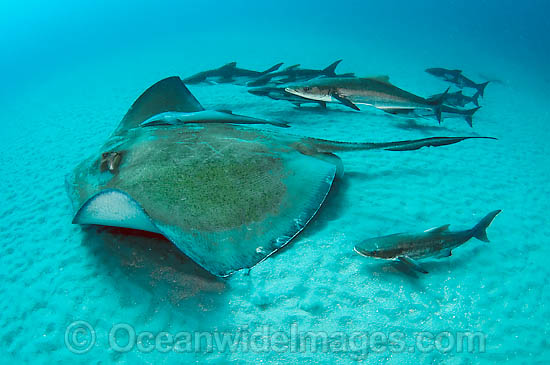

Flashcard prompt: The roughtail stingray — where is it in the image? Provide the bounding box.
[66,76,496,277]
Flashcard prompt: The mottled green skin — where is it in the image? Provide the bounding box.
[71,124,295,232]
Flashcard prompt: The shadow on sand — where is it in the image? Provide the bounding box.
[392,118,457,134]
[78,225,227,312]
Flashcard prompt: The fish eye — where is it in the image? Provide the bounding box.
[303,87,311,92]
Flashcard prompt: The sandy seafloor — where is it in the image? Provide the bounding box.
[1,32,550,364]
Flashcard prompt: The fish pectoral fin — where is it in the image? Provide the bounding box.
[435,249,452,259]
[332,93,360,111]
[397,256,428,274]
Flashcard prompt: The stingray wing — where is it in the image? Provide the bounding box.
[68,125,335,276]
[67,77,336,276]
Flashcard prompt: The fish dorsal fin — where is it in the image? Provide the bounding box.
[322,60,342,74]
[284,64,300,70]
[368,75,391,84]
[424,224,450,234]
[222,62,237,68]
[115,76,204,134]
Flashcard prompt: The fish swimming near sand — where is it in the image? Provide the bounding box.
[247,60,354,87]
[354,210,502,274]
[285,76,448,122]
[66,76,497,277]
[248,86,327,108]
[182,61,283,85]
[425,67,490,100]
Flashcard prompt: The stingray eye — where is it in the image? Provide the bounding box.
[303,87,311,92]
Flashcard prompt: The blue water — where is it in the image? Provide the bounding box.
[1,1,549,363]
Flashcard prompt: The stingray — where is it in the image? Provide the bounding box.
[66,76,496,277]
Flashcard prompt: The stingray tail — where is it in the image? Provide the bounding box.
[308,136,497,153]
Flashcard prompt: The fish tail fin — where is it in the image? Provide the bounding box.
[471,91,481,106]
[434,105,443,124]
[429,87,449,123]
[262,62,283,74]
[323,59,342,75]
[472,210,501,242]
[464,106,481,127]
[476,81,490,98]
